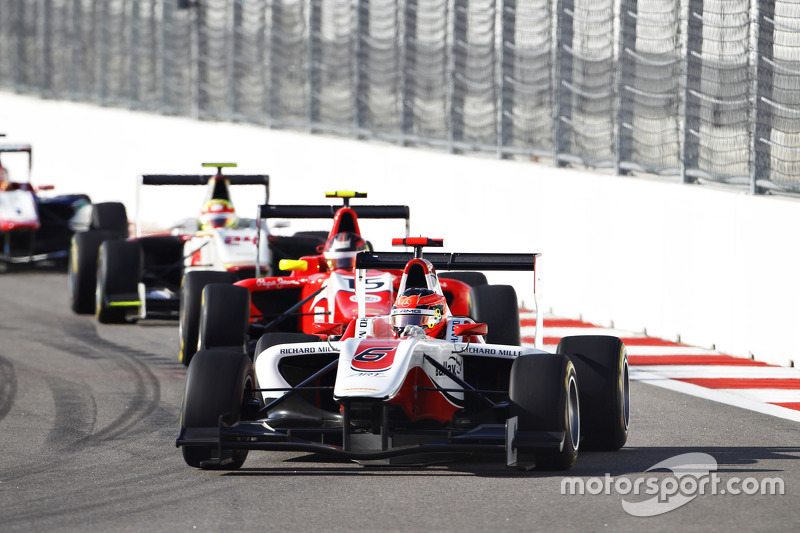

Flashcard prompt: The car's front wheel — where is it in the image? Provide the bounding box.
[180,350,255,469]
[96,240,141,324]
[557,335,629,451]
[509,353,580,470]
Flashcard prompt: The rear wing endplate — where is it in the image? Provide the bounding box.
[355,251,544,349]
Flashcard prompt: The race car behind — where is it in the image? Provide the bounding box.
[0,141,94,272]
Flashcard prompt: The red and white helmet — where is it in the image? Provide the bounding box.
[391,287,447,338]
[200,199,238,229]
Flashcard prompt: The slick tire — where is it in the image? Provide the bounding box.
[181,350,254,470]
[90,202,128,239]
[557,335,629,451]
[179,271,238,366]
[68,230,116,314]
[198,283,250,353]
[471,284,521,345]
[96,239,141,324]
[509,353,580,471]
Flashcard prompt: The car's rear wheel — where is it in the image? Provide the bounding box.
[180,350,254,469]
[68,230,116,314]
[509,353,579,470]
[471,284,521,345]
[199,283,250,353]
[179,271,238,366]
[91,202,128,239]
[557,335,629,451]
[96,240,141,324]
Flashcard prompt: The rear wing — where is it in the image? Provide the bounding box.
[258,204,409,222]
[141,174,269,187]
[254,203,410,277]
[355,251,544,349]
[135,173,269,236]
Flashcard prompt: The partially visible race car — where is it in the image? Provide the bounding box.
[176,238,630,470]
[0,140,95,272]
[68,163,323,324]
[179,192,422,365]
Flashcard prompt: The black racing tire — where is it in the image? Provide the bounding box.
[180,350,254,470]
[557,335,629,451]
[96,240,141,324]
[439,271,488,287]
[179,271,238,366]
[471,284,521,345]
[68,230,117,314]
[198,283,250,353]
[509,353,579,470]
[91,202,129,239]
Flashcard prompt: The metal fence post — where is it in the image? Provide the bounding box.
[401,0,417,145]
[751,1,775,195]
[355,0,369,137]
[615,0,637,175]
[308,0,322,130]
[498,0,515,159]
[449,0,467,153]
[553,0,574,167]
[681,0,703,183]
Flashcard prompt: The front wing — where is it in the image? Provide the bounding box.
[176,417,566,467]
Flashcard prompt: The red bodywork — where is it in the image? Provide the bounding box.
[233,207,471,336]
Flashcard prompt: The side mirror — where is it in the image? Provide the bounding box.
[278,259,308,272]
[453,323,488,338]
[312,322,345,336]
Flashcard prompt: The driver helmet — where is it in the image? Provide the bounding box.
[390,287,447,338]
[323,232,368,271]
[200,199,238,229]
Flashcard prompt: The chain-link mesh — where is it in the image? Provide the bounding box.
[1,1,799,195]
[617,0,683,175]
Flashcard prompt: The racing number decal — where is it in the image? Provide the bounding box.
[350,344,397,373]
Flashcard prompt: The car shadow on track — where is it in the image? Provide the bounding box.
[219,446,800,478]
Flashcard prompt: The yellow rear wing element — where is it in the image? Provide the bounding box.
[325,191,366,199]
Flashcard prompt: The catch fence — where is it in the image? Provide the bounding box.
[1,0,799,195]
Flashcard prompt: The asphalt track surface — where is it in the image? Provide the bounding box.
[1,270,799,532]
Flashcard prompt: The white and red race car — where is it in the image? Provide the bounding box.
[68,163,324,323]
[0,140,93,271]
[177,239,630,470]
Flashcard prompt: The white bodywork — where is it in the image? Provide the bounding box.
[253,316,546,406]
[0,189,39,230]
[183,225,270,272]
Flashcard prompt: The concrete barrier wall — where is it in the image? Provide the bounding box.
[2,91,798,366]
